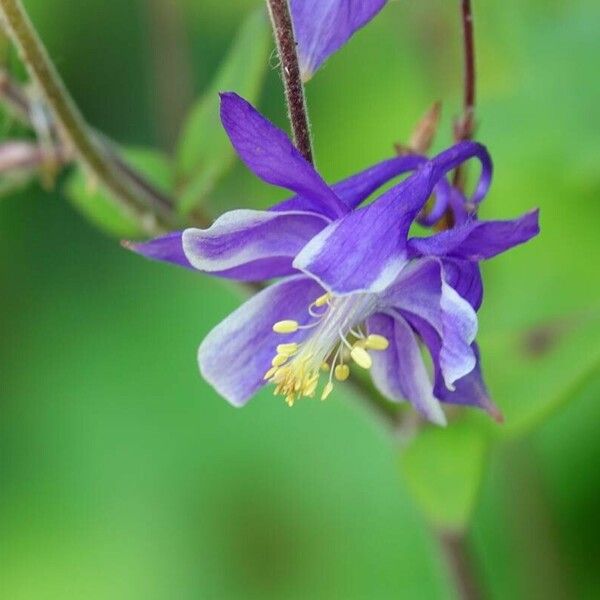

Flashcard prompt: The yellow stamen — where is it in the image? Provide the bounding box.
[276,343,298,356]
[321,381,334,400]
[365,334,389,350]
[273,320,299,333]
[320,362,330,372]
[264,366,278,380]
[350,346,372,369]
[272,354,288,367]
[334,364,350,381]
[314,292,331,307]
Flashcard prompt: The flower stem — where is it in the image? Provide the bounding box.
[457,0,476,142]
[0,0,175,234]
[438,529,485,600]
[266,0,314,164]
[452,0,476,193]
[437,0,477,231]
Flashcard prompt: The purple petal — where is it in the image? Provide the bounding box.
[441,259,483,311]
[124,231,191,269]
[291,0,387,80]
[181,209,329,281]
[408,209,540,260]
[293,142,492,295]
[404,313,501,420]
[273,154,426,213]
[219,92,346,218]
[382,259,478,389]
[368,313,446,425]
[198,275,324,407]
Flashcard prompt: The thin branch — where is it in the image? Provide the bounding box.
[0,138,69,172]
[437,0,477,231]
[451,0,476,196]
[0,67,29,119]
[438,529,485,600]
[0,0,175,234]
[456,0,476,142]
[266,0,314,164]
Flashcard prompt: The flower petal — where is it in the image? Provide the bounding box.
[273,154,429,213]
[404,312,501,420]
[441,259,483,310]
[198,275,324,407]
[408,209,540,260]
[382,259,478,389]
[124,232,191,269]
[181,209,328,281]
[368,313,446,425]
[291,0,387,80]
[293,142,492,295]
[220,92,346,218]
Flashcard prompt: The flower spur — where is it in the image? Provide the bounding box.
[128,92,539,424]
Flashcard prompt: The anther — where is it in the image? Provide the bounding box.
[272,354,288,367]
[263,366,278,380]
[314,292,331,307]
[334,364,350,381]
[320,362,330,372]
[365,334,389,350]
[273,319,299,333]
[277,343,298,356]
[350,346,372,369]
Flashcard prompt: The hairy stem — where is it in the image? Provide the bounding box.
[266,0,314,164]
[438,529,485,600]
[437,0,477,231]
[457,0,476,141]
[0,0,175,233]
[452,0,476,194]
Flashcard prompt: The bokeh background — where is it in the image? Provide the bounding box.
[1,0,599,598]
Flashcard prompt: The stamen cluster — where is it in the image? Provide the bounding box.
[264,292,389,406]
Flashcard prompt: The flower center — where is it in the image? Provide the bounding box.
[264,292,389,406]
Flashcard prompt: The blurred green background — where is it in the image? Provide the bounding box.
[1,0,599,598]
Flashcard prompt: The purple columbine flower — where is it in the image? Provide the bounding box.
[290,0,387,80]
[129,92,539,425]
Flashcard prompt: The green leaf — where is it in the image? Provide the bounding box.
[176,8,270,214]
[480,309,600,438]
[65,147,173,238]
[399,419,490,531]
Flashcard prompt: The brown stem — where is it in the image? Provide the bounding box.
[438,529,485,600]
[458,0,476,141]
[437,0,477,231]
[266,0,314,164]
[452,0,476,194]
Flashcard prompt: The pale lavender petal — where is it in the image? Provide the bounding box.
[198,275,324,407]
[404,313,501,420]
[368,313,446,425]
[125,232,191,269]
[220,92,346,218]
[293,142,492,295]
[381,258,478,389]
[291,0,387,80]
[181,209,328,281]
[408,209,540,260]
